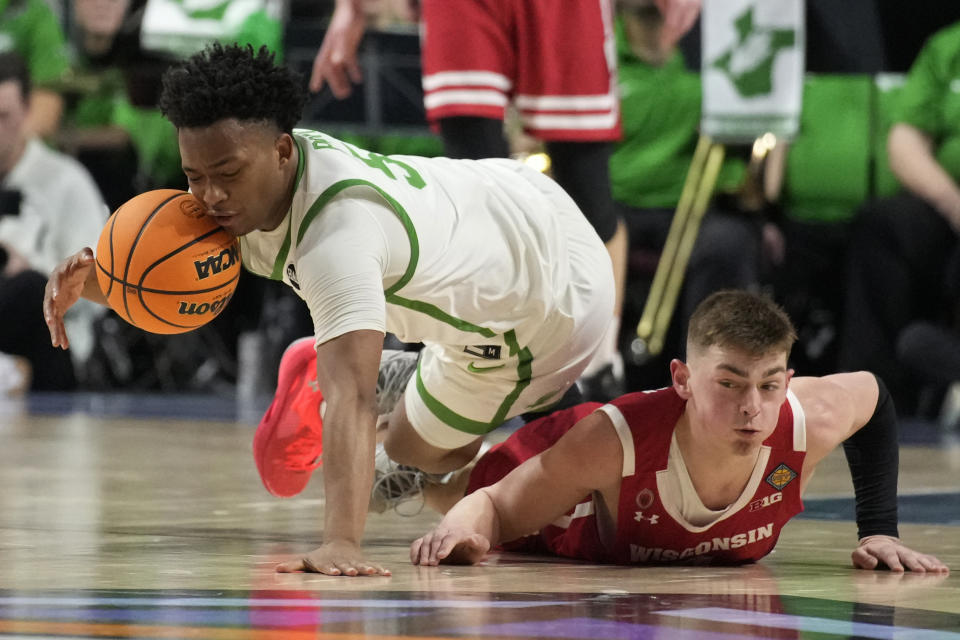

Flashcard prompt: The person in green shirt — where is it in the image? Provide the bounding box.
[57,0,183,210]
[839,21,960,416]
[0,0,69,136]
[611,0,782,369]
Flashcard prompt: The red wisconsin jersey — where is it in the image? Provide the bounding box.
[420,0,622,141]
[467,388,807,565]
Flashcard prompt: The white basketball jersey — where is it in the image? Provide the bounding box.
[239,129,605,352]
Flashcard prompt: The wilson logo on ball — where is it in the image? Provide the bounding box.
[178,293,234,316]
[95,189,241,335]
[194,245,240,280]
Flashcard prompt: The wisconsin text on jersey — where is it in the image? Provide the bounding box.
[629,522,775,564]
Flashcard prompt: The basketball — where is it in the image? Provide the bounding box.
[95,189,241,334]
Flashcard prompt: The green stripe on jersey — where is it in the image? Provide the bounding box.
[268,136,307,280]
[415,330,533,434]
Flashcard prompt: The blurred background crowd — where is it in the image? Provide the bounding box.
[4,0,960,432]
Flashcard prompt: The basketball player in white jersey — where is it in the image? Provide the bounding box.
[42,44,615,577]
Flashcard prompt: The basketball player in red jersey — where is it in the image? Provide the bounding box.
[410,290,950,573]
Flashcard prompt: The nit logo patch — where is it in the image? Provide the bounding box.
[765,463,797,491]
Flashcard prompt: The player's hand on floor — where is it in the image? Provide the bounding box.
[410,527,490,566]
[43,248,95,350]
[852,535,950,573]
[275,540,390,576]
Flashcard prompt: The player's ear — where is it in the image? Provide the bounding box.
[670,359,692,399]
[276,133,294,167]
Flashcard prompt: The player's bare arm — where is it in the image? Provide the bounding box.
[276,328,390,576]
[411,409,624,566]
[792,373,949,574]
[43,247,107,350]
[792,372,876,471]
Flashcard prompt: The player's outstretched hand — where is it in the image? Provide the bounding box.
[43,248,95,350]
[852,535,950,573]
[275,540,390,577]
[410,527,491,566]
[310,1,366,96]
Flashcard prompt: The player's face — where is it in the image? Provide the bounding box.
[0,80,27,174]
[178,119,296,236]
[673,344,793,454]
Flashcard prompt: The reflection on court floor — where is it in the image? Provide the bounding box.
[0,392,958,640]
[0,589,958,639]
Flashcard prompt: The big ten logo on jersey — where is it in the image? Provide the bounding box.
[194,244,240,280]
[748,492,783,512]
[178,291,234,317]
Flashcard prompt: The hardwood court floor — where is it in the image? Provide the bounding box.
[0,392,958,639]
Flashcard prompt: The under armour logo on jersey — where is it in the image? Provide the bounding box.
[286,264,300,290]
[634,511,659,525]
[307,378,320,393]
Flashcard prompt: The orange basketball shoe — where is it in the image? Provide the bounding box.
[253,337,324,498]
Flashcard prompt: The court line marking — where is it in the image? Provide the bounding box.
[451,617,771,639]
[0,619,457,640]
[656,607,960,639]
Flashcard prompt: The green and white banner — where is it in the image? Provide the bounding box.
[140,0,282,58]
[701,0,805,143]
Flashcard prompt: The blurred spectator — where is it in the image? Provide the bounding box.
[611,0,783,387]
[0,52,108,390]
[0,0,69,137]
[56,0,183,210]
[839,20,960,416]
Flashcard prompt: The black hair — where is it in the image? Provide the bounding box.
[0,52,31,99]
[158,43,307,133]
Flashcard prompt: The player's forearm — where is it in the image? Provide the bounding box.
[320,399,378,545]
[82,262,108,305]
[842,375,899,539]
[438,488,503,545]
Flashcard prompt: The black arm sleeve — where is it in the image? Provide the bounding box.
[841,374,899,539]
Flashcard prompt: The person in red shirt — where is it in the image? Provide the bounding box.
[410,289,949,572]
